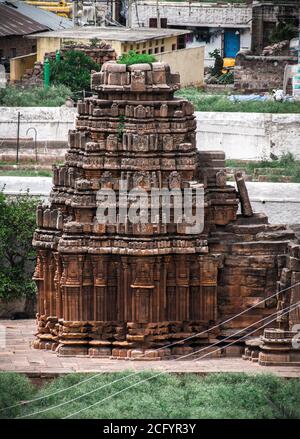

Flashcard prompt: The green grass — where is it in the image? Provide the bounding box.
[176,89,300,113]
[0,169,52,177]
[1,372,300,419]
[227,152,300,183]
[0,85,72,107]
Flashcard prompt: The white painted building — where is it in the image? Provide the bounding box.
[130,1,252,67]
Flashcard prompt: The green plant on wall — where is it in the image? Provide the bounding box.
[49,50,100,92]
[117,115,125,141]
[118,51,157,66]
[90,37,99,47]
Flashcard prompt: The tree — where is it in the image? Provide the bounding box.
[0,191,38,315]
[49,50,100,92]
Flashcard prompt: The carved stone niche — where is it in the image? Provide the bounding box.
[106,134,118,151]
[131,71,146,92]
[134,105,146,119]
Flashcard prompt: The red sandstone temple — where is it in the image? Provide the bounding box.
[32,61,300,365]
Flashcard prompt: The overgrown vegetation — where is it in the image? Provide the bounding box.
[269,20,298,44]
[207,49,234,85]
[176,88,300,113]
[0,84,71,107]
[118,50,157,66]
[227,152,300,183]
[0,191,38,308]
[209,49,223,77]
[1,372,300,419]
[0,169,52,177]
[49,50,100,92]
[117,115,125,141]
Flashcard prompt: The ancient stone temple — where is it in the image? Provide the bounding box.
[33,60,300,362]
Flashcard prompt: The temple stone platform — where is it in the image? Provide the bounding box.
[0,320,300,378]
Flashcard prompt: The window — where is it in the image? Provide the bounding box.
[143,42,146,48]
[149,18,157,28]
[172,44,176,51]
[32,45,37,53]
[160,46,164,53]
[160,18,167,28]
[142,50,146,54]
[148,48,153,54]
[154,47,159,54]
[136,44,139,49]
[149,18,167,28]
[149,41,152,47]
[177,35,186,50]
[130,44,133,50]
[11,48,16,57]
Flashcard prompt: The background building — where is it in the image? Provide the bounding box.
[29,26,205,86]
[129,1,252,66]
[0,0,72,64]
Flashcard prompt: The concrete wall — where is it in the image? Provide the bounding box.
[195,111,300,160]
[10,53,37,82]
[1,107,300,161]
[158,46,204,87]
[37,37,61,62]
[0,106,76,143]
[131,2,252,28]
[120,36,178,56]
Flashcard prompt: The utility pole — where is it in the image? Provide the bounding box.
[127,0,132,27]
[156,0,160,28]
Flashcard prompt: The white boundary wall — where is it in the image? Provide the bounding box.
[195,111,300,160]
[0,107,76,143]
[0,108,300,160]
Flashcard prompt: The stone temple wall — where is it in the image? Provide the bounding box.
[32,60,299,361]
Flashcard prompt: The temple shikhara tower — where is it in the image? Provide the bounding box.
[33,61,300,364]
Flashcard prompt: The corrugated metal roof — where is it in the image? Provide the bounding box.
[0,0,73,36]
[0,4,48,37]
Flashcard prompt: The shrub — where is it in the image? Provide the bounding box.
[209,49,223,77]
[49,50,100,92]
[2,372,300,419]
[0,373,35,418]
[0,84,71,107]
[0,191,38,308]
[218,71,234,84]
[118,50,157,66]
[270,20,298,44]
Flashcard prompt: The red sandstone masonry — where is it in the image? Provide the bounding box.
[32,61,298,359]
